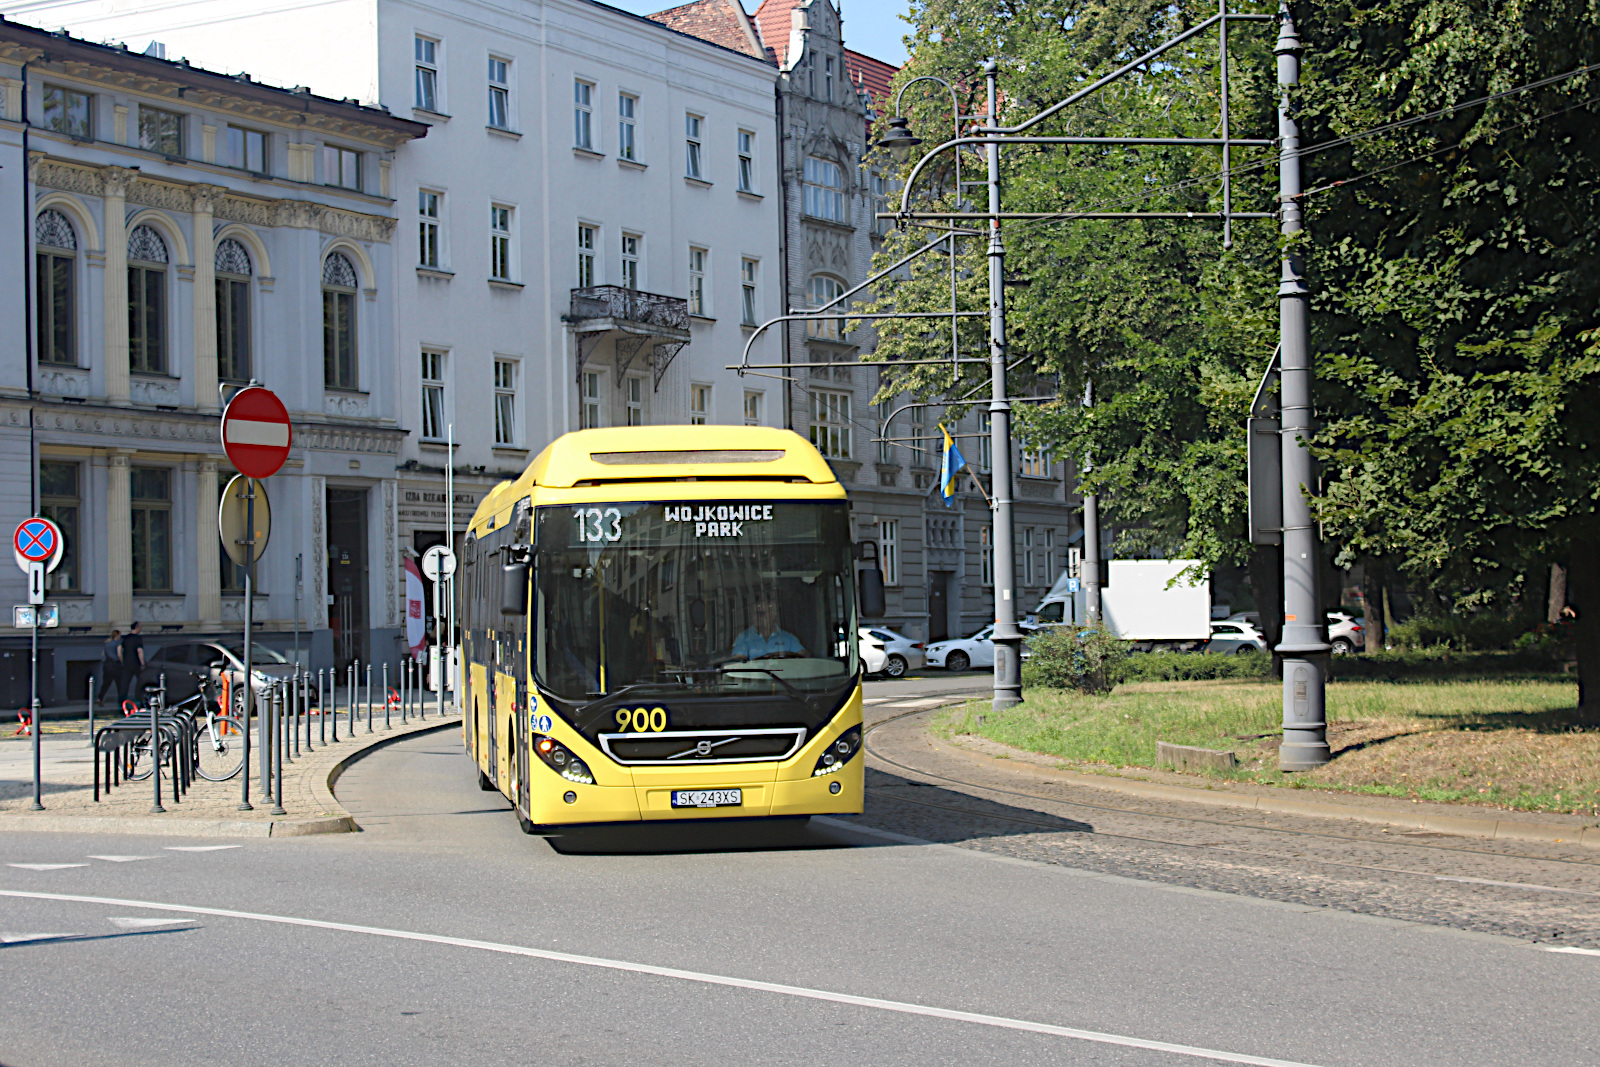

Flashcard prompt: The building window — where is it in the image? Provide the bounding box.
[35,210,76,367]
[685,113,703,179]
[488,57,511,128]
[688,246,707,316]
[1021,447,1049,478]
[581,371,603,429]
[577,223,596,287]
[215,238,253,382]
[809,389,852,458]
[127,225,168,375]
[740,258,758,325]
[39,461,79,593]
[980,526,993,586]
[871,172,891,235]
[1023,527,1035,585]
[626,376,644,426]
[130,467,172,593]
[322,252,359,389]
[574,80,593,149]
[879,520,899,585]
[806,275,845,339]
[804,157,845,222]
[490,204,512,280]
[620,232,640,290]
[420,350,446,440]
[690,384,710,425]
[494,359,518,445]
[878,416,895,465]
[976,413,992,471]
[415,36,439,111]
[825,55,834,102]
[418,190,441,268]
[619,93,637,160]
[743,391,762,426]
[737,129,755,192]
[322,145,361,190]
[1044,528,1056,582]
[910,406,929,465]
[227,126,268,173]
[42,85,91,138]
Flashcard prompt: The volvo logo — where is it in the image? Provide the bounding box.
[695,740,713,756]
[666,736,741,760]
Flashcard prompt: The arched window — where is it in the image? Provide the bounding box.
[215,238,253,381]
[806,274,846,340]
[35,209,77,366]
[322,252,359,389]
[127,224,168,373]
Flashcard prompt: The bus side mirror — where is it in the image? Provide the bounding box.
[858,567,886,619]
[500,564,529,615]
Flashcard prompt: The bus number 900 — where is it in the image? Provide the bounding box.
[617,707,668,733]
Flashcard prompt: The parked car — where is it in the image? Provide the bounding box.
[1205,620,1269,655]
[143,640,299,710]
[1227,611,1366,654]
[925,622,1039,672]
[858,628,925,678]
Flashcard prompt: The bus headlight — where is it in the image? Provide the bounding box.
[812,726,862,777]
[534,736,595,785]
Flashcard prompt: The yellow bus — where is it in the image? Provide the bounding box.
[460,425,864,833]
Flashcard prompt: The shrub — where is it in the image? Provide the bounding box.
[1121,650,1274,681]
[1023,625,1127,694]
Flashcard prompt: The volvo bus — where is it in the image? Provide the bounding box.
[460,426,864,833]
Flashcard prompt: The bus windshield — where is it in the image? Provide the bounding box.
[535,500,856,702]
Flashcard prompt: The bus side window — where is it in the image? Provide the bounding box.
[1039,602,1064,623]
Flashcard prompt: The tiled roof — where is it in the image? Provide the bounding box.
[845,48,898,113]
[752,0,802,67]
[648,0,767,60]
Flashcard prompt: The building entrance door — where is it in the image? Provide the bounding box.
[327,488,368,668]
[928,571,952,642]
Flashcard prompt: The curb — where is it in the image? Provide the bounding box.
[919,730,1600,850]
[0,713,461,839]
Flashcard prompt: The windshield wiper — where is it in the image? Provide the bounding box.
[717,664,808,704]
[573,681,695,732]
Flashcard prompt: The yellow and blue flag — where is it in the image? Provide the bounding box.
[939,425,966,507]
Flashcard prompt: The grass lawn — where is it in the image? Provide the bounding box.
[938,677,1600,816]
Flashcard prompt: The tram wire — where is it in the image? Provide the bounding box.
[859,709,1600,873]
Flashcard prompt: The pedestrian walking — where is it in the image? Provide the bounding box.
[97,629,122,701]
[118,621,146,705]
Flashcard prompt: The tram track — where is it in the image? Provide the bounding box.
[859,708,1600,876]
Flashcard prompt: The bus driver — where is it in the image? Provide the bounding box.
[730,597,807,661]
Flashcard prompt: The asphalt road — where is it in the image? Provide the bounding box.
[1,681,1596,1066]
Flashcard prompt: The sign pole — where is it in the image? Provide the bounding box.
[29,562,42,810]
[239,478,255,811]
[446,422,455,713]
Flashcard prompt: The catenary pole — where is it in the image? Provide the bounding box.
[239,479,254,810]
[1080,383,1101,624]
[1274,7,1330,769]
[982,60,1023,712]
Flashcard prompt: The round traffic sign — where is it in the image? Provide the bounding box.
[218,475,271,567]
[14,516,62,569]
[421,545,457,583]
[222,386,292,479]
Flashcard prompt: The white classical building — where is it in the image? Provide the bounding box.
[0,19,426,704]
[12,0,787,584]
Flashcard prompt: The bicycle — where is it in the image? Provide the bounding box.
[192,676,245,782]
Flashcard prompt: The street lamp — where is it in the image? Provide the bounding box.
[877,116,922,160]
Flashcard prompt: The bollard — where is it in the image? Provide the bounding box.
[290,666,300,758]
[383,662,391,729]
[365,663,373,733]
[270,686,286,815]
[329,668,339,743]
[150,675,165,814]
[400,659,408,725]
[88,674,96,749]
[347,664,355,736]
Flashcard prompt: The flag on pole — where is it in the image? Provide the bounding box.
[939,425,966,507]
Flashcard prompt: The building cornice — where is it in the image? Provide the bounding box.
[7,398,406,455]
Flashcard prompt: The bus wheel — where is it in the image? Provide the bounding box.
[517,811,546,835]
[478,768,495,791]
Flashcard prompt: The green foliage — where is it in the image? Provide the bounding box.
[1120,650,1275,681]
[1022,625,1127,693]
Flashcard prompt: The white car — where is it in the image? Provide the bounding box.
[1204,620,1269,654]
[925,623,1038,672]
[858,627,925,678]
[1227,611,1366,654]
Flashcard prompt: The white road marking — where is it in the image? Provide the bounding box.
[1434,876,1599,897]
[863,698,894,705]
[0,888,1321,1067]
[3,932,82,945]
[86,855,153,863]
[108,917,196,929]
[164,846,241,853]
[884,698,948,708]
[1547,946,1600,957]
[8,864,87,871]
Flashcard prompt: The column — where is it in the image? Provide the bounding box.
[192,186,220,411]
[107,453,133,625]
[197,458,221,627]
[103,168,133,405]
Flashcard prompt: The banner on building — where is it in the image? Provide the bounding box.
[404,557,426,657]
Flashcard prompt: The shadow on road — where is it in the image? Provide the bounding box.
[856,767,1095,842]
[541,816,872,856]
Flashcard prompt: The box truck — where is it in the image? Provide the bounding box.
[1029,560,1211,649]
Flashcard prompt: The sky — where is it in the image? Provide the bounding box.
[605,0,913,66]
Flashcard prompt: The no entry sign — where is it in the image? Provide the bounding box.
[222,386,292,479]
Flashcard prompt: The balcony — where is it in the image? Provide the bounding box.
[566,285,691,389]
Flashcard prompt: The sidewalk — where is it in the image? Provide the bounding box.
[0,706,462,837]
